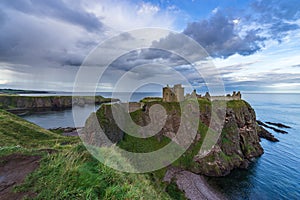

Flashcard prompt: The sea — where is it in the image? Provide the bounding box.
[21,93,300,199]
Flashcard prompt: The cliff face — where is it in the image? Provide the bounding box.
[193,101,264,176]
[86,100,264,177]
[0,95,116,111]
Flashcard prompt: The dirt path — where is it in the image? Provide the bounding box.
[164,167,225,200]
[0,154,41,199]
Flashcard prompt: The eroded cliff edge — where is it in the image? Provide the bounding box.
[84,99,265,177]
[0,95,117,111]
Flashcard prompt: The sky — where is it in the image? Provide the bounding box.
[0,0,300,93]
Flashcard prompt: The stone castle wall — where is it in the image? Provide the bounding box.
[163,84,184,102]
[163,84,242,102]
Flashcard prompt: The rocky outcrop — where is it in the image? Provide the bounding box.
[257,120,288,134]
[265,121,291,129]
[83,105,124,146]
[193,103,264,176]
[85,100,265,177]
[0,95,117,111]
[256,124,279,142]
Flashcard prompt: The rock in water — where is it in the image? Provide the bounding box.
[257,120,288,134]
[256,125,279,142]
[265,121,291,129]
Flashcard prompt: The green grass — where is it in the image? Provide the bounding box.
[0,109,176,199]
[172,121,210,170]
[115,100,212,174]
[140,97,162,103]
[119,134,171,153]
[227,100,250,109]
[15,144,171,200]
[0,109,78,150]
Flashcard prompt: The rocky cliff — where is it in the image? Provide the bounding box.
[192,100,264,176]
[84,99,265,177]
[0,95,117,111]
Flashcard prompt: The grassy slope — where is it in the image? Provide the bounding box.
[0,109,76,152]
[118,99,211,162]
[0,109,171,200]
[117,100,250,178]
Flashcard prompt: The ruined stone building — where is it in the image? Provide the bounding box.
[163,84,242,102]
[205,91,242,101]
[162,84,184,102]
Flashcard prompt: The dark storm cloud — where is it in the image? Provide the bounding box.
[0,0,102,32]
[183,11,266,58]
[0,1,104,69]
[109,48,189,72]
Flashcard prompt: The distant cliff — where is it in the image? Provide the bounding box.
[84,99,265,177]
[0,95,118,111]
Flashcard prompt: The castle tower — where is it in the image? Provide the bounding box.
[162,84,184,102]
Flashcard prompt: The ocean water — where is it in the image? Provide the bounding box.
[21,93,300,199]
[21,92,160,128]
[21,105,100,129]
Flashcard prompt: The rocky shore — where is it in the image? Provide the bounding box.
[163,167,224,200]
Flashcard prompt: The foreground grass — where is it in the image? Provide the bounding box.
[15,144,171,200]
[0,109,173,199]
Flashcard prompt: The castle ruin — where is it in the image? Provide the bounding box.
[162,84,184,102]
[162,84,241,102]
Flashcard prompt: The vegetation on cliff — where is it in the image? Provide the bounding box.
[0,95,116,111]
[0,109,173,199]
[94,99,264,177]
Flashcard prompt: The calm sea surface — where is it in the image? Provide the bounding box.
[21,93,300,199]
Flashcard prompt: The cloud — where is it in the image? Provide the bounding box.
[0,0,181,91]
[220,70,300,92]
[137,2,160,15]
[152,0,300,59]
[182,10,266,58]
[250,0,300,41]
[98,48,192,88]
[0,0,103,32]
[82,0,177,31]
[291,64,300,68]
[0,6,99,68]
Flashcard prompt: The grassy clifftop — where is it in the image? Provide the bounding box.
[94,99,263,177]
[0,109,172,199]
